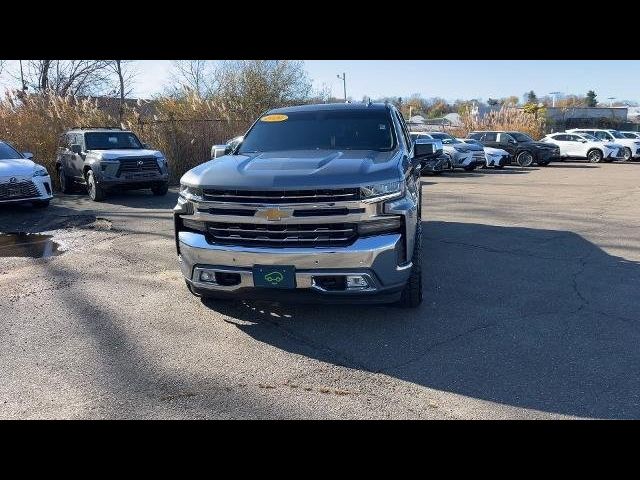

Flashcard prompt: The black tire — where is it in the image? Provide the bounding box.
[587,149,603,163]
[516,151,534,167]
[397,222,423,308]
[494,164,505,169]
[622,147,632,162]
[151,183,169,196]
[58,165,73,193]
[86,170,106,202]
[463,164,477,172]
[538,161,550,167]
[32,199,50,208]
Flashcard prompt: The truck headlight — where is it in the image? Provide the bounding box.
[358,216,402,235]
[179,184,203,201]
[360,181,404,202]
[32,166,49,177]
[156,156,168,169]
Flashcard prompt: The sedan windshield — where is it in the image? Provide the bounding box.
[509,132,534,142]
[610,131,626,139]
[0,142,23,160]
[238,110,396,153]
[85,132,143,150]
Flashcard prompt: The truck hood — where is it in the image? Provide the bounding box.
[181,149,402,189]
[0,158,38,177]
[87,149,163,159]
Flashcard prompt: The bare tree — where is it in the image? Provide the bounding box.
[14,60,113,96]
[213,60,312,120]
[167,60,216,98]
[105,60,138,122]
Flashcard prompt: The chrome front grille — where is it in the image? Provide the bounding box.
[202,188,361,204]
[0,180,40,200]
[207,222,358,247]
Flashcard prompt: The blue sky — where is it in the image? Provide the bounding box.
[134,60,640,103]
[3,60,640,103]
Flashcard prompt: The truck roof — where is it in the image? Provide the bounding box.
[67,128,133,134]
[266,102,390,115]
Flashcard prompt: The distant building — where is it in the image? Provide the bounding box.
[545,107,628,132]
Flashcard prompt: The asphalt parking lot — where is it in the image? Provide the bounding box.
[1,161,640,419]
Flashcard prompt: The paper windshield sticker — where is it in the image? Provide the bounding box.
[261,114,289,122]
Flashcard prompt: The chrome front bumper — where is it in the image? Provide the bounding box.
[178,231,411,297]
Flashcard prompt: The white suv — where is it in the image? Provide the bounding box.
[619,131,640,140]
[541,132,625,163]
[566,129,640,161]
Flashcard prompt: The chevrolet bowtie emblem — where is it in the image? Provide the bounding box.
[255,207,292,221]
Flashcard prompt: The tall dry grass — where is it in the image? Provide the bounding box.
[454,106,547,140]
[0,92,249,188]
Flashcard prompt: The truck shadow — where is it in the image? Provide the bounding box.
[204,221,640,418]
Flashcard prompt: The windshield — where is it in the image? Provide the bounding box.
[579,133,598,141]
[426,132,457,145]
[0,142,23,160]
[238,110,396,153]
[610,131,626,139]
[461,139,480,145]
[85,132,143,150]
[509,132,534,142]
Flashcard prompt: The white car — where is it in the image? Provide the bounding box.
[619,131,640,140]
[459,138,511,168]
[566,129,640,161]
[541,132,625,163]
[0,141,53,207]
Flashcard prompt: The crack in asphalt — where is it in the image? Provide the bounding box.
[376,321,501,375]
[424,236,578,262]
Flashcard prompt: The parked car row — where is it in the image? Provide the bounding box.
[0,128,169,207]
[541,128,640,162]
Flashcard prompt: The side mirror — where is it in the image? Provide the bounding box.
[224,145,234,155]
[70,144,82,154]
[211,145,227,159]
[22,152,34,160]
[414,139,443,158]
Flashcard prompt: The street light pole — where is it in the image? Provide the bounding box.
[336,72,346,102]
[607,97,616,107]
[549,91,561,108]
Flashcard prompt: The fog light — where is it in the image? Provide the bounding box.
[346,275,369,290]
[199,271,216,282]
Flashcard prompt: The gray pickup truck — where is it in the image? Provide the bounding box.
[174,102,431,307]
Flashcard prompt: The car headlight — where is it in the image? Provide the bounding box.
[357,216,402,235]
[360,181,404,202]
[32,166,49,177]
[156,156,168,168]
[179,184,203,201]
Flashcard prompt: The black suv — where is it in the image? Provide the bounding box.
[468,131,559,167]
[55,128,170,201]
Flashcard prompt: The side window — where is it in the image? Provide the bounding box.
[498,133,514,143]
[594,131,608,140]
[554,134,567,141]
[394,110,412,150]
[468,132,481,140]
[483,132,497,142]
[568,135,582,141]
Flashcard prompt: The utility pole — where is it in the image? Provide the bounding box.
[336,72,346,102]
[549,91,561,108]
[607,97,616,107]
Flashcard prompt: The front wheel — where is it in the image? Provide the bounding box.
[151,183,169,196]
[587,149,603,163]
[463,164,477,172]
[86,170,106,202]
[516,151,534,167]
[622,147,632,162]
[397,222,423,308]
